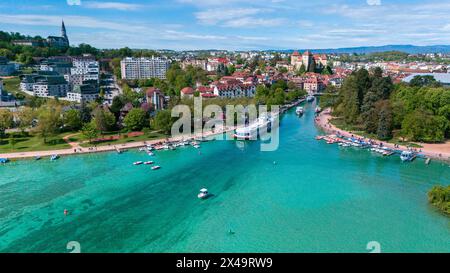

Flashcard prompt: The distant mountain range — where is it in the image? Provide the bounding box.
[278,45,450,54]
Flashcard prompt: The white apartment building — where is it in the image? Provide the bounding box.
[120,57,170,80]
[32,77,70,97]
[66,84,99,103]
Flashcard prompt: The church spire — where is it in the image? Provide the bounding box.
[61,20,69,45]
[61,20,67,38]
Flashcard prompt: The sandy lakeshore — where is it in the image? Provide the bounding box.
[315,108,450,162]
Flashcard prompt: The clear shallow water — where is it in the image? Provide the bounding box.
[0,102,449,253]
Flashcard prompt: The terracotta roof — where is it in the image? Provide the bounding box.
[146,87,162,97]
[180,87,194,94]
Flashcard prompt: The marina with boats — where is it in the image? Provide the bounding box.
[315,134,426,162]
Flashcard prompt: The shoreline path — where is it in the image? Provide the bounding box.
[315,108,450,162]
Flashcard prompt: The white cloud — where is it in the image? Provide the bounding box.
[367,0,381,6]
[67,0,81,5]
[83,1,143,11]
[195,8,266,25]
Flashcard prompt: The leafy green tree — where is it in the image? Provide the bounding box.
[124,108,147,131]
[92,107,116,134]
[0,109,13,143]
[409,75,441,87]
[35,105,62,143]
[401,110,448,142]
[376,101,394,140]
[16,107,35,134]
[152,110,173,135]
[63,109,82,131]
[82,122,99,144]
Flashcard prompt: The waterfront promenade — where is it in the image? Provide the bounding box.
[315,108,450,162]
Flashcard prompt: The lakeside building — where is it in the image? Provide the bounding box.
[0,57,17,76]
[120,57,170,80]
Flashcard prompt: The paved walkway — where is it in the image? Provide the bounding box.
[315,109,450,162]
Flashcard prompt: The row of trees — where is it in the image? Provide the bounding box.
[330,68,449,142]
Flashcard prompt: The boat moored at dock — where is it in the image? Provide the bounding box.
[400,151,417,162]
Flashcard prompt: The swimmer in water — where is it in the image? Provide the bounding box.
[64,209,69,216]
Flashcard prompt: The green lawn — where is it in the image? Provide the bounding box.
[0,132,72,153]
[2,77,21,93]
[77,131,168,147]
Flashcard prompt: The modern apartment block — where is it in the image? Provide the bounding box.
[120,57,170,80]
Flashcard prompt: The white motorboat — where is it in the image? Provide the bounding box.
[198,188,210,199]
[151,165,161,170]
[400,151,416,162]
[144,161,154,165]
[133,161,143,165]
[50,155,59,161]
[307,95,315,102]
[296,106,304,115]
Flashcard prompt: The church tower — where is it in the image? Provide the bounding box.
[61,20,69,45]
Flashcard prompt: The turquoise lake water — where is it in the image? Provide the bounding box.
[0,102,449,253]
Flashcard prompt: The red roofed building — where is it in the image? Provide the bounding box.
[212,83,256,98]
[146,87,165,111]
[180,86,195,98]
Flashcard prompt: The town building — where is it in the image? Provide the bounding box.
[31,76,70,97]
[181,59,207,70]
[70,56,100,85]
[46,21,70,48]
[13,21,69,49]
[66,84,99,103]
[291,51,328,72]
[180,87,195,99]
[146,87,165,111]
[120,57,170,80]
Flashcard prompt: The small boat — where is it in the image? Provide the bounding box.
[50,155,59,161]
[144,161,154,165]
[133,161,143,165]
[296,106,304,115]
[151,165,161,170]
[315,107,322,113]
[198,188,210,199]
[138,147,146,152]
[35,156,42,161]
[193,145,201,149]
[0,158,9,164]
[307,95,315,102]
[148,152,154,156]
[400,151,416,162]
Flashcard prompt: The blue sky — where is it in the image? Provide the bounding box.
[0,0,449,50]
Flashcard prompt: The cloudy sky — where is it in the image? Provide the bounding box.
[0,0,449,50]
